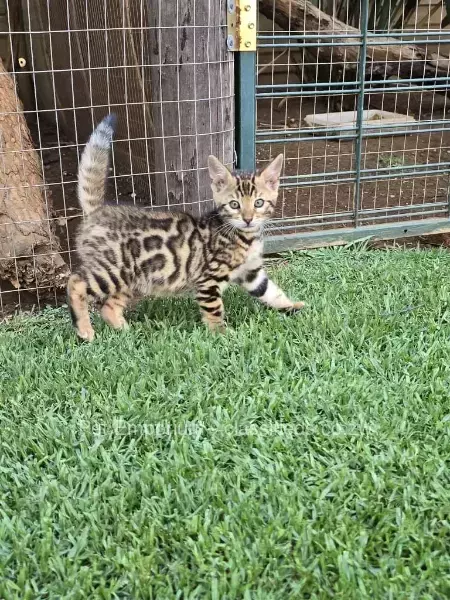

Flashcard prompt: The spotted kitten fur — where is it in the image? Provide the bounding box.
[67,115,304,341]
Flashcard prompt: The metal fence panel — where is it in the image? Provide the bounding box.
[254,0,450,250]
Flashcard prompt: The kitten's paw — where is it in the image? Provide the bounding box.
[207,321,227,334]
[77,326,95,342]
[101,304,129,330]
[281,301,305,314]
[112,316,129,331]
[292,301,305,311]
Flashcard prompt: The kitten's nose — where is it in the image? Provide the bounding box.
[244,217,252,225]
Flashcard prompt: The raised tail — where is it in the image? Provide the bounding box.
[78,113,117,215]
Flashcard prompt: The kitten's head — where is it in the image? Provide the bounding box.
[207,154,283,232]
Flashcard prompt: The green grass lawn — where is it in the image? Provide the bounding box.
[1,246,450,599]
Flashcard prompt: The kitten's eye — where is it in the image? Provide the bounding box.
[254,198,264,208]
[229,200,240,209]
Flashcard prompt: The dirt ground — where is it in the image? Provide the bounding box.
[256,92,450,230]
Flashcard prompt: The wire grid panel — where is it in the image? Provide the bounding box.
[256,0,450,239]
[0,0,233,317]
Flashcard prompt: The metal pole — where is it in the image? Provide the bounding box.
[235,51,256,171]
[353,0,370,228]
[227,0,257,171]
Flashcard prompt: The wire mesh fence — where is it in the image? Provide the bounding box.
[255,0,450,246]
[0,0,233,317]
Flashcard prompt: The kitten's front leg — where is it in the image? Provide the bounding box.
[241,268,305,312]
[196,283,226,333]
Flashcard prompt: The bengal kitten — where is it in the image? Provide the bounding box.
[67,115,304,341]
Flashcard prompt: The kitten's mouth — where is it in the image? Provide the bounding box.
[236,222,261,232]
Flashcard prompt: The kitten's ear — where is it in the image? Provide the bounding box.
[208,155,232,191]
[260,154,284,191]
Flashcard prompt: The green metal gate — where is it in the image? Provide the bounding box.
[231,0,450,252]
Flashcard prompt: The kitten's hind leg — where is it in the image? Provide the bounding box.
[100,292,131,331]
[67,273,95,341]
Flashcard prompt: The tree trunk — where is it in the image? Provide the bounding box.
[0,58,68,292]
[259,0,450,82]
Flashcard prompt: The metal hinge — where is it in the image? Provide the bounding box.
[227,0,257,52]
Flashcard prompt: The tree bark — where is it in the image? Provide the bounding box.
[259,0,450,82]
[0,58,68,292]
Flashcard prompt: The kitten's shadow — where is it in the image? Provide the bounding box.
[127,288,259,332]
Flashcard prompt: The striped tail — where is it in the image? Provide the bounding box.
[78,113,117,216]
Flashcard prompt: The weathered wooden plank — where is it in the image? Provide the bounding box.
[264,218,450,253]
[147,0,234,215]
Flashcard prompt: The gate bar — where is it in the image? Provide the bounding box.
[227,0,257,171]
[235,52,256,171]
[353,0,370,228]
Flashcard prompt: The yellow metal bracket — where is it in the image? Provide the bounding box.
[227,0,257,51]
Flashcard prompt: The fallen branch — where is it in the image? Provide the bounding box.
[259,0,450,85]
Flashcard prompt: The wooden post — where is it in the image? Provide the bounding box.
[147,0,234,215]
[22,1,234,216]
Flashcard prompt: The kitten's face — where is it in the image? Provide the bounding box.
[208,154,284,232]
